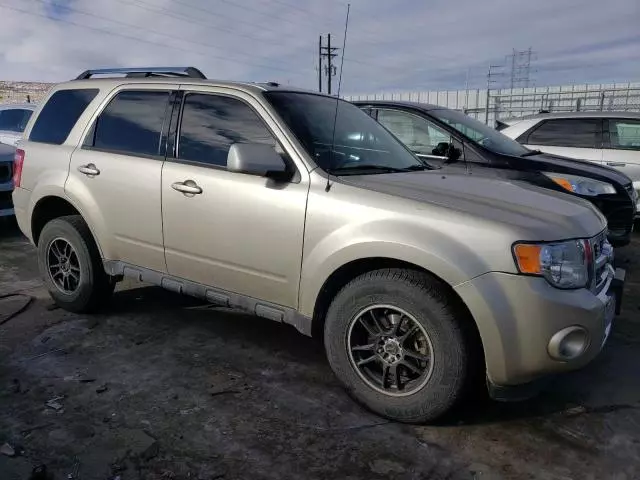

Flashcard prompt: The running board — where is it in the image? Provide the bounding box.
[103,260,312,336]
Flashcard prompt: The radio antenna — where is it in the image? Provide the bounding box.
[325,3,351,192]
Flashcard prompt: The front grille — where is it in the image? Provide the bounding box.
[0,190,13,210]
[606,205,635,233]
[624,183,634,198]
[589,230,613,295]
[0,162,11,183]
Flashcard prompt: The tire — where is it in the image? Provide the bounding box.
[37,215,115,313]
[324,268,475,423]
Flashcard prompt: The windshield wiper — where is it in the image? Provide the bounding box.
[520,149,542,157]
[329,165,421,175]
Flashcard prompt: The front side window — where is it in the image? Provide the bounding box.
[177,94,276,167]
[88,90,170,157]
[526,118,602,148]
[609,119,640,151]
[30,89,99,145]
[0,109,33,133]
[264,92,423,172]
[376,109,450,156]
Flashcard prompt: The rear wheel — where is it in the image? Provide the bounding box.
[37,215,115,312]
[324,268,474,423]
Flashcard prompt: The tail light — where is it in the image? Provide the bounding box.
[13,148,25,188]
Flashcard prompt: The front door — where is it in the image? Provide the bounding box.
[67,86,175,272]
[603,118,640,193]
[161,88,308,308]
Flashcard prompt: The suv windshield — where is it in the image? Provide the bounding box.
[264,92,424,173]
[430,108,529,157]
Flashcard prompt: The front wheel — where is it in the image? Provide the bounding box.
[324,268,475,423]
[37,215,115,313]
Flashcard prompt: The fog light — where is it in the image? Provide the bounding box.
[548,327,590,361]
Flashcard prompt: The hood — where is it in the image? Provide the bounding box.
[510,151,632,186]
[340,171,606,241]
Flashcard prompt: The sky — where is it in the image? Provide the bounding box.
[0,0,638,95]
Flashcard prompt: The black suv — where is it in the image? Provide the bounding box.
[355,101,636,247]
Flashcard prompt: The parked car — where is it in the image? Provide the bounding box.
[0,142,15,217]
[354,101,637,246]
[13,67,624,423]
[498,112,640,217]
[0,103,37,146]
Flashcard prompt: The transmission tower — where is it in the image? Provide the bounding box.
[506,47,536,89]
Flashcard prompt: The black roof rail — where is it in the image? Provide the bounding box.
[75,67,206,80]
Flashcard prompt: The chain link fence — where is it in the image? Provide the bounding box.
[347,82,640,126]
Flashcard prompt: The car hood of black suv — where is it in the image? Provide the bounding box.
[503,150,633,188]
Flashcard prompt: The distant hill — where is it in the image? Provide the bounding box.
[0,81,54,104]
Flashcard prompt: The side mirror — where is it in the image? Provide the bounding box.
[433,142,461,163]
[226,143,291,180]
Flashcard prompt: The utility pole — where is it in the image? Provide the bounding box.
[318,34,339,95]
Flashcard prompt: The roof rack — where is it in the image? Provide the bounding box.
[75,67,206,80]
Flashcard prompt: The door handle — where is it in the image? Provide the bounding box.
[606,161,626,167]
[77,163,100,176]
[171,180,203,195]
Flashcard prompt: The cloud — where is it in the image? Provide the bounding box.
[0,0,638,94]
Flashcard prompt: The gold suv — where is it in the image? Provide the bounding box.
[12,67,625,422]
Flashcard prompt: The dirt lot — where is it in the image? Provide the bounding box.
[1,219,640,480]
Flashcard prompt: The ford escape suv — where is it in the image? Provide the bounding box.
[13,67,625,423]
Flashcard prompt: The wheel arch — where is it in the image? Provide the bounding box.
[309,257,482,349]
[30,195,105,258]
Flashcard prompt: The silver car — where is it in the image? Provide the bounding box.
[0,103,37,147]
[499,111,640,214]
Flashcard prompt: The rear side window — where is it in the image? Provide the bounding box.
[525,119,602,148]
[0,109,33,133]
[177,93,275,167]
[87,90,170,157]
[30,89,98,144]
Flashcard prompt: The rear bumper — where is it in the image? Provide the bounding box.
[455,269,623,388]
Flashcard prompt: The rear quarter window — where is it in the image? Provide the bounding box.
[29,89,99,145]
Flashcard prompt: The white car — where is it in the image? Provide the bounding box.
[0,103,37,146]
[499,112,640,215]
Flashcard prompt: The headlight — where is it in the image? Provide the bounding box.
[543,172,616,196]
[513,240,590,289]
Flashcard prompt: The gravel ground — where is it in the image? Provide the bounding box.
[1,218,639,480]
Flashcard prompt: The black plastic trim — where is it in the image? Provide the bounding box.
[103,260,312,336]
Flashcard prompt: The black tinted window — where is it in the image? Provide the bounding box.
[178,94,275,167]
[0,109,33,132]
[90,90,170,157]
[30,89,98,144]
[526,119,601,148]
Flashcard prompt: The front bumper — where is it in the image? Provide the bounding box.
[0,183,14,217]
[455,268,624,388]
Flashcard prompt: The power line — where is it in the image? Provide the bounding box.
[122,0,294,48]
[0,3,306,76]
[22,0,302,73]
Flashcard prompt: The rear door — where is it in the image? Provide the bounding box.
[520,118,604,164]
[603,118,640,189]
[67,85,176,272]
